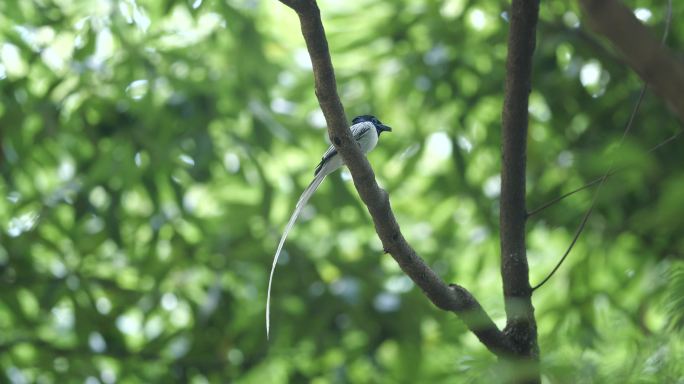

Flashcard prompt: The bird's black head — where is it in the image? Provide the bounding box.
[352,115,392,136]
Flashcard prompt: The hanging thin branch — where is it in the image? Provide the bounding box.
[533,0,674,291]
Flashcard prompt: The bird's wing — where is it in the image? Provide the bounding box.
[313,123,372,176]
[266,171,327,339]
[350,122,372,140]
[314,145,337,176]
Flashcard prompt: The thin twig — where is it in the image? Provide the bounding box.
[531,181,602,291]
[526,173,614,218]
[532,88,645,291]
[527,128,682,218]
[649,129,682,152]
[533,0,673,291]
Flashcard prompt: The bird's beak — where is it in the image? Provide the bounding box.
[379,124,392,132]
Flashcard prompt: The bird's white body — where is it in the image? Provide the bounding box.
[266,117,390,339]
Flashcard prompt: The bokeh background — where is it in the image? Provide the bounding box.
[1,0,683,382]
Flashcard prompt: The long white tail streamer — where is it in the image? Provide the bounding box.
[266,172,327,339]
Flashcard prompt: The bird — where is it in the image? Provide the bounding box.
[266,114,392,338]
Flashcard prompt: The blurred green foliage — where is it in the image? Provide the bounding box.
[1,0,683,382]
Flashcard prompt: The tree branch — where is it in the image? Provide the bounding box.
[278,0,512,356]
[500,0,539,361]
[578,0,684,123]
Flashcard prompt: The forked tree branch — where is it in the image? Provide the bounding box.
[579,0,684,123]
[500,0,539,361]
[278,0,513,356]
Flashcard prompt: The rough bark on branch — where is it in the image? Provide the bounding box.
[579,0,684,123]
[500,0,540,372]
[278,0,513,356]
